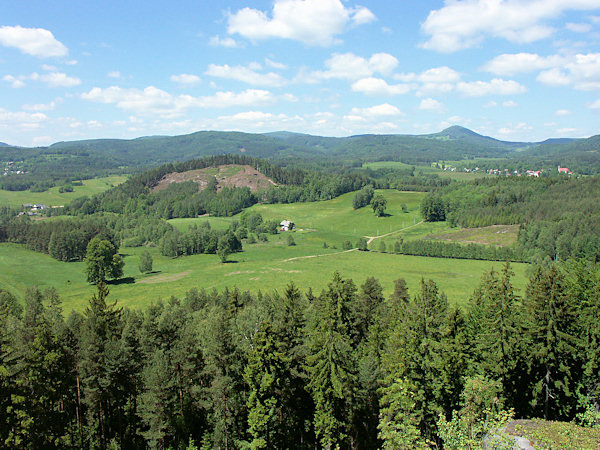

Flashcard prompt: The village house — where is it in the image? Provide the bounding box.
[558,166,572,175]
[280,220,294,231]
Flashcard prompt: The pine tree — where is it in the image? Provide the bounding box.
[468,263,524,412]
[524,265,580,420]
[139,349,177,449]
[306,272,357,449]
[78,283,125,448]
[380,279,449,441]
[378,377,427,449]
[244,321,288,449]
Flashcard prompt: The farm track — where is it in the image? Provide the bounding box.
[282,220,425,263]
[282,248,357,262]
[365,220,425,244]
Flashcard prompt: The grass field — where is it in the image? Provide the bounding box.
[0,175,128,207]
[0,190,530,312]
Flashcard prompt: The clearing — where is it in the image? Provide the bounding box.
[424,224,520,247]
[152,164,275,193]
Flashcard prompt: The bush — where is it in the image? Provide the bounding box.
[287,234,296,246]
[138,250,153,273]
[342,240,353,250]
[356,237,368,251]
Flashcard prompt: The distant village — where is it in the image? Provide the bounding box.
[443,165,573,177]
[3,161,26,176]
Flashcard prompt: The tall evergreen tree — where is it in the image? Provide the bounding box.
[78,283,125,449]
[306,272,357,449]
[380,279,449,442]
[524,265,581,420]
[468,263,525,413]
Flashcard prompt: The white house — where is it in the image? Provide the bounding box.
[280,220,294,231]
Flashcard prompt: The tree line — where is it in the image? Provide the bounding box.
[1,260,599,448]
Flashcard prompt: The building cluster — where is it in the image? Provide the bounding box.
[451,165,573,178]
[3,161,25,176]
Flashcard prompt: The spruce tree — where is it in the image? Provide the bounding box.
[306,272,357,449]
[524,265,580,420]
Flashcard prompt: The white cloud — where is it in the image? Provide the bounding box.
[108,71,121,79]
[0,25,68,58]
[503,100,518,107]
[0,108,48,130]
[40,72,81,87]
[456,78,527,96]
[265,58,287,70]
[566,22,592,32]
[349,103,404,117]
[3,71,80,88]
[536,68,572,86]
[227,0,375,46]
[209,35,241,48]
[590,98,600,109]
[397,66,461,83]
[310,52,399,81]
[486,52,600,90]
[557,127,577,134]
[421,0,600,52]
[419,98,444,112]
[205,63,287,87]
[81,86,275,117]
[555,109,571,116]
[351,6,377,25]
[482,53,564,76]
[484,100,498,108]
[497,122,533,136]
[395,66,460,95]
[351,77,411,95]
[2,75,25,88]
[22,101,57,111]
[42,64,57,71]
[170,73,201,85]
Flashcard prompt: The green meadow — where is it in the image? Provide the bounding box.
[0,175,128,207]
[0,189,529,312]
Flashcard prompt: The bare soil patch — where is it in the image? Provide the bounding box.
[151,165,275,193]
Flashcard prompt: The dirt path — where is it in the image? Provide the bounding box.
[281,220,425,263]
[365,220,424,244]
[282,248,357,262]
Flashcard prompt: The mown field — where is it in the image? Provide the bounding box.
[0,189,530,312]
[0,175,128,207]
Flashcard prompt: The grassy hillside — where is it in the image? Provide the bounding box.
[0,175,127,206]
[0,190,529,311]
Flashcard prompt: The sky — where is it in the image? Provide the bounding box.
[1,0,600,147]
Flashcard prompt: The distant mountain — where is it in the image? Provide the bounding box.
[0,142,10,147]
[2,126,599,175]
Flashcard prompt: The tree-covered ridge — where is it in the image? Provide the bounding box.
[1,261,599,448]
[421,176,600,262]
[3,126,599,193]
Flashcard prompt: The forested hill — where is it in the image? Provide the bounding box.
[1,126,598,176]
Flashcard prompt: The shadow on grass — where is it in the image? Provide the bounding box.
[221,260,239,264]
[108,277,136,285]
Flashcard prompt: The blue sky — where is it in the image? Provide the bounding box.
[1,0,600,147]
